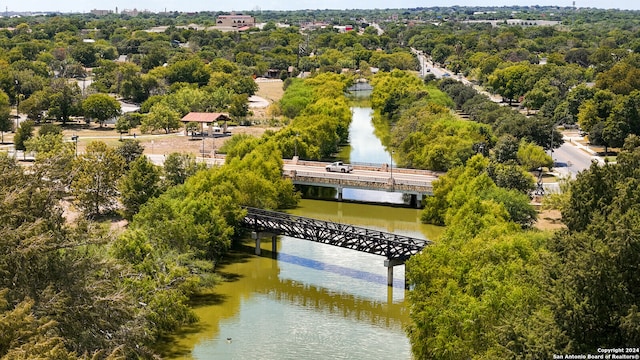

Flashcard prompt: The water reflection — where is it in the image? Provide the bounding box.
[347,107,391,165]
[163,236,412,360]
[319,105,407,204]
[277,252,403,289]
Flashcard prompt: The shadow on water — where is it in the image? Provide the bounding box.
[236,237,406,289]
[296,184,416,207]
[217,245,254,265]
[276,252,406,290]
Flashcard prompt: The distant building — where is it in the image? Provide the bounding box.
[90,9,113,16]
[462,19,560,27]
[121,8,150,16]
[299,21,329,31]
[216,13,255,28]
[333,25,354,33]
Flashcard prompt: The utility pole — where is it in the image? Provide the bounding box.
[549,122,556,171]
[389,150,395,187]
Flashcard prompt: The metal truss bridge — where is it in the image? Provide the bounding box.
[241,207,432,286]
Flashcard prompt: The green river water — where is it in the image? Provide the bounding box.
[161,103,442,359]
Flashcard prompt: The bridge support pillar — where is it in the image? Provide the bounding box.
[337,187,343,201]
[410,194,422,208]
[252,232,261,255]
[252,231,279,257]
[271,234,277,258]
[384,259,405,287]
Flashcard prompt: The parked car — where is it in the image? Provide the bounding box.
[325,161,354,173]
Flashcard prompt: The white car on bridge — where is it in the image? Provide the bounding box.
[325,161,353,173]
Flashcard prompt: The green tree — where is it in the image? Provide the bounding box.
[163,152,201,186]
[577,90,616,133]
[115,115,132,139]
[18,89,48,122]
[71,141,125,217]
[38,123,62,137]
[492,134,519,163]
[595,60,640,95]
[229,93,250,120]
[517,139,553,170]
[70,42,97,67]
[0,153,148,358]
[486,161,536,195]
[421,155,536,228]
[82,93,121,127]
[166,57,211,86]
[140,102,181,134]
[13,120,34,151]
[0,90,10,143]
[523,78,560,111]
[48,78,82,123]
[409,154,558,358]
[488,62,535,104]
[118,155,162,220]
[24,132,75,186]
[116,139,145,169]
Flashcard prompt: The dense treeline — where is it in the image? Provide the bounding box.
[219,72,353,161]
[1,133,298,358]
[402,8,640,148]
[365,8,640,354]
[369,71,550,208]
[407,137,640,357]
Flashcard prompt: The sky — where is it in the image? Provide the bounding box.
[2,0,639,14]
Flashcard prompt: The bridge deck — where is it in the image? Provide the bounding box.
[242,207,431,262]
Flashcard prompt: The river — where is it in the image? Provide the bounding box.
[161,100,439,359]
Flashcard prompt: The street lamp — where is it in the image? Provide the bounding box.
[71,135,78,157]
[294,132,299,158]
[390,149,395,185]
[549,121,560,171]
[14,79,19,132]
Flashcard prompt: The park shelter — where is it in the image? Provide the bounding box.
[181,112,230,136]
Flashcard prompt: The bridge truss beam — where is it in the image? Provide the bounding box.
[241,207,431,262]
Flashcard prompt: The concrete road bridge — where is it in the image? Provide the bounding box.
[282,158,440,207]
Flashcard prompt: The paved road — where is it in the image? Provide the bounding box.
[552,137,601,179]
[411,48,503,103]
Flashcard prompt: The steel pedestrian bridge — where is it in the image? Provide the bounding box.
[241,207,432,286]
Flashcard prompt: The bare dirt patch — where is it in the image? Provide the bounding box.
[251,79,284,122]
[535,209,565,231]
[255,79,284,103]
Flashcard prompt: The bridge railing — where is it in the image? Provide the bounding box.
[285,170,434,188]
[283,159,443,177]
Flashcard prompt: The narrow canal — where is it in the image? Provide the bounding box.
[162,99,440,359]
